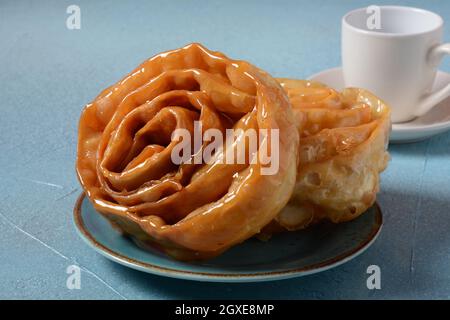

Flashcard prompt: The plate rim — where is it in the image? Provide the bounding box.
[73,193,383,282]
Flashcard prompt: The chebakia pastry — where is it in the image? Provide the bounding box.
[76,43,299,260]
[267,79,390,233]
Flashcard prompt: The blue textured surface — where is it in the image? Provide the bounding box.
[0,0,449,299]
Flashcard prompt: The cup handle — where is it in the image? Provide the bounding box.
[415,43,450,117]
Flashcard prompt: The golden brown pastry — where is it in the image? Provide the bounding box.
[271,79,391,232]
[76,44,299,260]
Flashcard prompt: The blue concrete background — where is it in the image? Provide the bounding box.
[0,0,449,299]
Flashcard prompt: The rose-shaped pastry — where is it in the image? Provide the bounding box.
[267,79,390,232]
[76,44,298,260]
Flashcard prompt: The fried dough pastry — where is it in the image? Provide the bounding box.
[76,44,298,260]
[270,79,391,232]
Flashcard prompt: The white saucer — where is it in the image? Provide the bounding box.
[307,67,450,143]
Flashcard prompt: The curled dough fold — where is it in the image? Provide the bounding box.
[76,44,299,260]
[270,79,391,232]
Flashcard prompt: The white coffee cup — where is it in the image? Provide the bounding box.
[342,6,450,123]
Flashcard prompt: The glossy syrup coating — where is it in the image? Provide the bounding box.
[76,44,299,260]
[270,79,391,232]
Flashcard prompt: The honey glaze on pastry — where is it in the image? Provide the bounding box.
[271,79,391,232]
[76,44,299,260]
